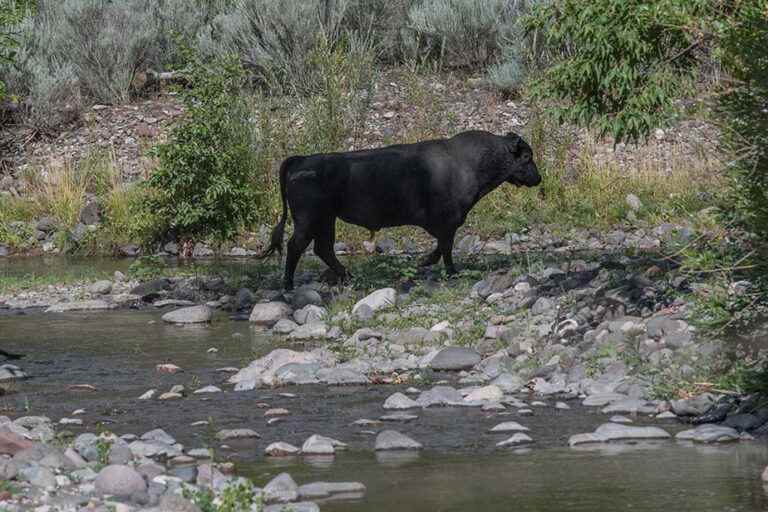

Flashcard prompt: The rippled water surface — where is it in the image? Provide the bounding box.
[1,301,768,511]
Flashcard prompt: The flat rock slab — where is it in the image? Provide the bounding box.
[298,481,366,500]
[601,399,656,415]
[490,421,530,433]
[675,424,740,443]
[416,386,464,407]
[352,288,397,319]
[496,433,534,447]
[429,347,481,371]
[582,392,628,407]
[569,423,670,446]
[46,300,116,313]
[375,430,422,451]
[215,429,260,441]
[380,413,418,422]
[162,305,212,324]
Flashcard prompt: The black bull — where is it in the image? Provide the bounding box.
[259,130,542,290]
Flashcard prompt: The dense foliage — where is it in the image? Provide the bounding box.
[137,49,259,248]
[717,1,768,241]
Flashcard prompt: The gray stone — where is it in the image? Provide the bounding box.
[141,429,176,445]
[675,424,740,443]
[46,300,116,313]
[531,297,554,315]
[293,305,328,325]
[582,392,628,407]
[416,386,463,407]
[162,305,212,324]
[352,288,397,319]
[74,433,100,461]
[79,201,101,225]
[235,288,255,310]
[89,280,113,295]
[274,363,322,385]
[215,429,260,441]
[496,433,533,447]
[265,503,319,512]
[383,392,420,410]
[299,481,366,499]
[626,194,643,211]
[380,413,419,422]
[265,442,300,457]
[491,373,524,393]
[273,318,299,334]
[569,423,670,446]
[670,394,716,417]
[292,288,323,309]
[95,464,147,496]
[375,430,422,451]
[429,347,481,371]
[0,456,18,480]
[601,399,655,415]
[36,217,56,232]
[18,464,56,488]
[317,367,369,385]
[250,302,293,326]
[263,472,299,503]
[489,421,529,433]
[288,322,329,340]
[301,435,342,455]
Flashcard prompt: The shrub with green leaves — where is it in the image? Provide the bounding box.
[717,2,768,241]
[0,0,36,101]
[137,49,259,247]
[525,0,710,142]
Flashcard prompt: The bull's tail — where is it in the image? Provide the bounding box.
[256,157,298,259]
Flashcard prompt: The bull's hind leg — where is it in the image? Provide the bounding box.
[284,227,313,290]
[438,228,458,275]
[313,218,349,283]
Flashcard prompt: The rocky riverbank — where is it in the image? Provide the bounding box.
[1,224,766,510]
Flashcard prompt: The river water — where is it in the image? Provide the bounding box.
[1,265,768,511]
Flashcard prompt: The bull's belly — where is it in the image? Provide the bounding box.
[337,212,422,231]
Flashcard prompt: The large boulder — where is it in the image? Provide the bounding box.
[249,302,293,327]
[228,349,335,390]
[352,288,396,320]
[675,424,740,443]
[263,472,299,503]
[162,305,213,324]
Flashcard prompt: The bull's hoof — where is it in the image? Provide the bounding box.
[319,268,349,286]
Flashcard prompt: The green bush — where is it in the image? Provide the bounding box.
[137,48,260,247]
[525,0,708,142]
[0,0,36,101]
[717,2,768,241]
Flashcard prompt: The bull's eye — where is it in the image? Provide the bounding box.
[521,153,530,163]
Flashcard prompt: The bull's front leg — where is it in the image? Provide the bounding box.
[418,246,442,268]
[438,230,458,275]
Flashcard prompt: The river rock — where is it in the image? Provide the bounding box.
[569,423,671,446]
[416,386,463,407]
[162,305,213,324]
[215,429,260,441]
[492,373,524,393]
[263,472,299,503]
[582,392,628,407]
[464,385,503,403]
[274,363,322,385]
[352,288,397,319]
[288,322,328,340]
[292,288,323,309]
[671,394,716,416]
[0,456,18,480]
[0,364,27,381]
[46,300,116,313]
[265,442,300,457]
[229,349,334,390]
[265,503,320,512]
[375,430,422,451]
[293,305,327,325]
[193,385,222,394]
[89,280,113,295]
[298,481,366,499]
[490,421,529,433]
[429,347,481,371]
[317,367,369,385]
[497,433,534,447]
[0,429,33,456]
[273,318,299,334]
[95,464,147,496]
[249,302,293,326]
[18,464,56,488]
[601,399,655,415]
[383,392,420,410]
[301,435,339,455]
[381,413,419,422]
[675,424,740,443]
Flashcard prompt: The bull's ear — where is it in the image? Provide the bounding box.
[506,133,521,154]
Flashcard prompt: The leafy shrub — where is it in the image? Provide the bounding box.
[524,0,710,143]
[717,2,768,242]
[137,48,259,247]
[0,0,36,101]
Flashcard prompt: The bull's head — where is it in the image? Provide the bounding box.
[504,132,541,187]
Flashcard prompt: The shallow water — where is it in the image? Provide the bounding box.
[1,308,768,511]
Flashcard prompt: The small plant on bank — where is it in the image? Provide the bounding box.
[136,46,259,251]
